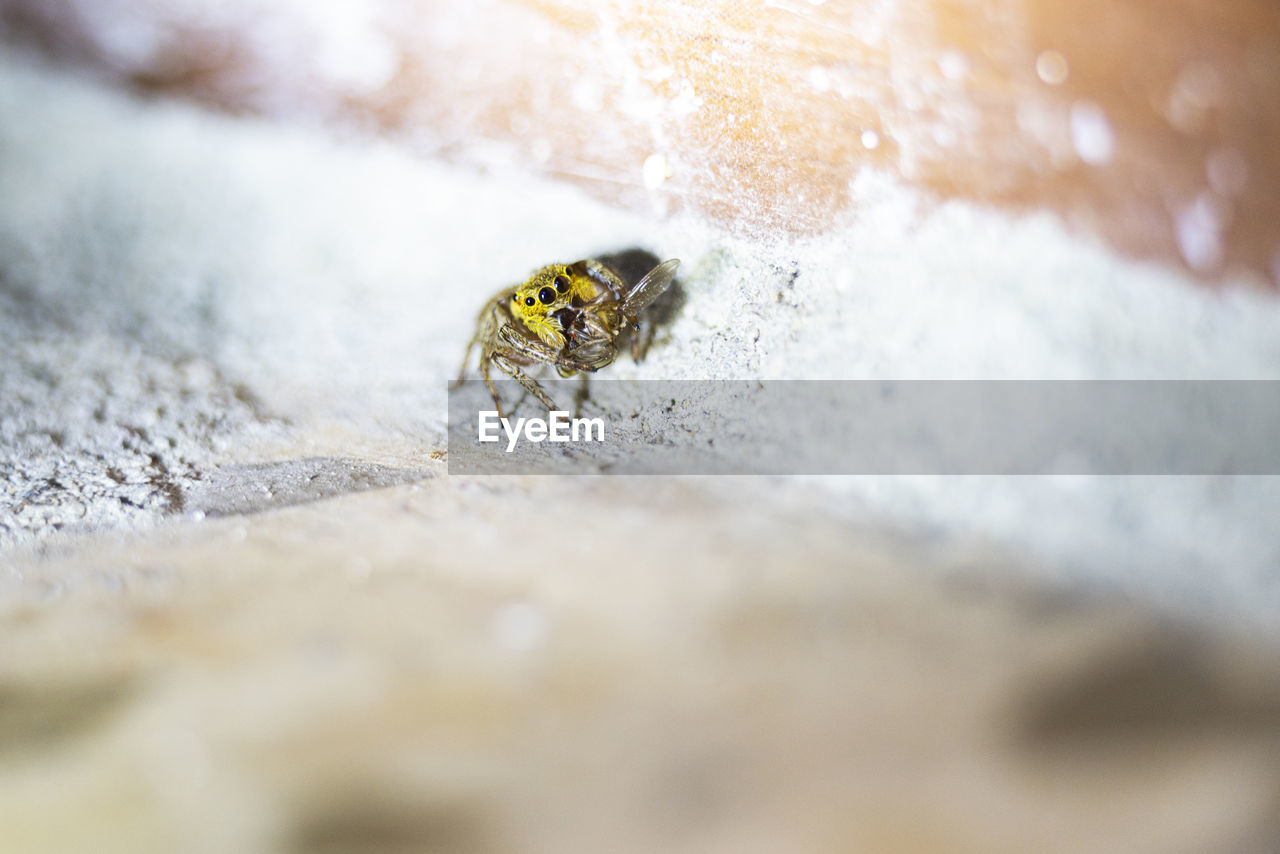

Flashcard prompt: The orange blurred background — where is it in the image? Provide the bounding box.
[3,0,1277,284]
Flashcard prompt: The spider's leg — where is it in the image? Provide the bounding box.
[503,322,609,374]
[521,313,566,349]
[452,335,477,390]
[479,354,505,420]
[573,373,591,416]
[492,352,560,412]
[499,324,575,372]
[499,322,560,359]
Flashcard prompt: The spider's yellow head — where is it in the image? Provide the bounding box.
[510,264,588,348]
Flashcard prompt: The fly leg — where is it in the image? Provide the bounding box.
[630,319,642,362]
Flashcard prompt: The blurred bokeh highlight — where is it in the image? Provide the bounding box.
[2,0,1277,282]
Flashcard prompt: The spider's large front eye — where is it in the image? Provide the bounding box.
[524,296,536,306]
[512,293,519,301]
[538,286,556,304]
[553,275,570,292]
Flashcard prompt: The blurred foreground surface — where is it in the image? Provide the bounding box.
[5,483,1280,854]
[3,4,1280,852]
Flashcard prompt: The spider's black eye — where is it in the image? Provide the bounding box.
[554,275,570,292]
[512,293,519,301]
[524,296,536,306]
[538,286,556,304]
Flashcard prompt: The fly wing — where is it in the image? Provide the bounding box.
[559,338,616,372]
[620,259,679,316]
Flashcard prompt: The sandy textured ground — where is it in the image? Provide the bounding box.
[3,45,1280,853]
[6,478,1280,854]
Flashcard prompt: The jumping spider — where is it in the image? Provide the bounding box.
[456,257,679,417]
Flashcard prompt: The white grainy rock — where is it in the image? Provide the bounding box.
[2,52,1279,623]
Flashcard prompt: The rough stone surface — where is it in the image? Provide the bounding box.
[0,311,279,545]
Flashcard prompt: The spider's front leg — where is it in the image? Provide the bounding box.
[479,351,507,419]
[495,323,610,414]
[509,317,618,373]
[490,351,560,412]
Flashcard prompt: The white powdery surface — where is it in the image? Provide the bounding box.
[2,52,1279,626]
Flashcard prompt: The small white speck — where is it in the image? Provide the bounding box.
[643,64,674,84]
[931,125,958,149]
[860,129,881,150]
[938,49,970,82]
[531,138,552,163]
[1069,101,1114,166]
[571,78,604,112]
[643,152,670,189]
[1197,190,1233,231]
[492,601,547,654]
[669,80,702,117]
[1036,51,1069,85]
[806,66,832,94]
[1175,192,1227,272]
